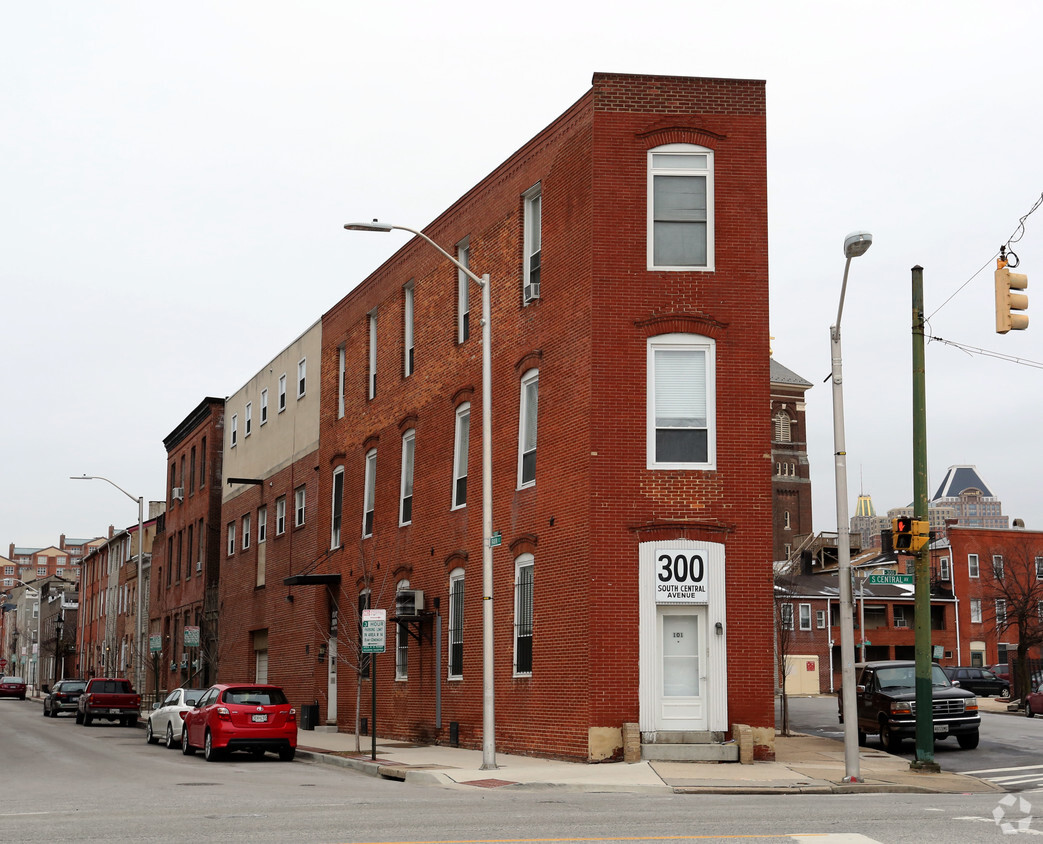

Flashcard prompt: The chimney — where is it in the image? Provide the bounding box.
[108,524,115,539]
[60,534,66,550]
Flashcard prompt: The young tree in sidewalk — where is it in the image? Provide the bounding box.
[774,573,797,737]
[982,537,1043,701]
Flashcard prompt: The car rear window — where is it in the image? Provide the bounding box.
[61,681,87,692]
[91,680,133,694]
[223,688,288,706]
[4,677,25,684]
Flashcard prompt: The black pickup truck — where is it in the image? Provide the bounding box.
[838,660,980,751]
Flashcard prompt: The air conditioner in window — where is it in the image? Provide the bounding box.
[395,588,424,617]
[172,487,184,501]
[894,618,909,628]
[196,560,202,572]
[523,281,540,303]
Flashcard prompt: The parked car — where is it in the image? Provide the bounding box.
[943,666,1011,698]
[76,677,141,726]
[181,683,297,762]
[0,676,27,700]
[43,679,87,716]
[988,663,1011,682]
[838,660,980,751]
[146,688,205,749]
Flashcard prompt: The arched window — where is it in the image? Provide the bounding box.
[773,413,792,443]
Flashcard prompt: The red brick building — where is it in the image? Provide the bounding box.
[310,72,774,761]
[770,359,813,562]
[149,397,224,695]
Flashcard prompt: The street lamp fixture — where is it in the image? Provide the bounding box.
[831,230,873,783]
[71,475,145,695]
[344,220,497,770]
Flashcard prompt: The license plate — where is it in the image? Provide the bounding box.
[934,724,949,735]
[251,714,268,723]
[110,708,122,714]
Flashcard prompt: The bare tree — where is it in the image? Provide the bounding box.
[774,574,796,736]
[981,536,1043,701]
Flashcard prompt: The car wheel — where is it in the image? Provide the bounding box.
[879,721,902,752]
[1026,703,1036,718]
[204,731,222,762]
[75,710,83,724]
[957,731,980,750]
[279,747,296,762]
[165,724,177,749]
[83,713,93,727]
[181,729,196,755]
[1001,687,1011,699]
[146,719,157,744]
[43,704,50,717]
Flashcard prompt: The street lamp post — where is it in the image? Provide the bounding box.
[344,220,497,770]
[71,475,145,695]
[831,230,873,784]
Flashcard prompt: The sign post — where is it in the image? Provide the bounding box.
[361,609,386,761]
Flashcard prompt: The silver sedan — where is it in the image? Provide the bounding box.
[145,688,206,749]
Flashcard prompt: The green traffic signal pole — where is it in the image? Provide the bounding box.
[910,266,940,772]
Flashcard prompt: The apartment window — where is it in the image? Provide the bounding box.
[448,568,464,679]
[330,468,344,549]
[363,448,376,538]
[294,486,306,528]
[816,609,826,629]
[245,402,252,437]
[395,580,410,680]
[242,513,251,551]
[648,143,714,270]
[457,239,470,343]
[257,507,266,543]
[514,555,534,675]
[996,598,1007,627]
[799,603,812,631]
[189,447,196,491]
[648,334,716,469]
[198,518,205,564]
[297,358,307,399]
[1037,557,1043,580]
[278,374,287,412]
[200,437,207,487]
[522,184,541,302]
[970,598,982,623]
[260,388,268,425]
[368,311,378,400]
[400,430,415,526]
[337,346,346,419]
[403,282,415,377]
[358,590,371,678]
[939,556,951,581]
[773,413,792,443]
[781,603,794,630]
[230,414,238,447]
[992,555,1004,579]
[275,496,286,536]
[227,522,236,556]
[968,554,979,579]
[518,369,539,488]
[452,403,470,509]
[784,511,791,530]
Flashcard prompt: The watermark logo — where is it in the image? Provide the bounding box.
[994,794,1034,834]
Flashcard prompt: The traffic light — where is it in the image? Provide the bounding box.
[892,517,929,554]
[995,260,1029,334]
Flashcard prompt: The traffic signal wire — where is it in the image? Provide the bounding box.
[927,332,1043,369]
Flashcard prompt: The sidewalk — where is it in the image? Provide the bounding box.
[294,722,1006,795]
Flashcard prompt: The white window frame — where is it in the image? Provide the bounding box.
[457,239,470,343]
[363,448,376,538]
[798,603,812,631]
[939,556,951,581]
[337,345,345,419]
[448,567,464,679]
[368,310,378,400]
[395,580,409,680]
[647,333,716,470]
[452,402,470,510]
[970,598,982,623]
[647,142,714,271]
[230,414,238,448]
[992,554,1004,579]
[400,429,415,526]
[523,184,541,303]
[244,402,252,437]
[258,506,267,543]
[996,598,1007,627]
[278,374,287,413]
[297,358,307,399]
[403,281,415,378]
[227,522,236,556]
[242,513,251,551]
[294,485,306,528]
[968,553,979,579]
[773,413,792,443]
[275,496,286,536]
[514,554,534,676]
[517,369,539,488]
[331,467,344,549]
[1037,556,1043,580]
[816,609,826,629]
[260,388,268,425]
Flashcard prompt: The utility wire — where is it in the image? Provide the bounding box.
[927,333,1043,369]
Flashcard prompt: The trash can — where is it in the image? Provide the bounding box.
[300,703,319,731]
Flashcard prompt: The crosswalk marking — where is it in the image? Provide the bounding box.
[962,763,1043,792]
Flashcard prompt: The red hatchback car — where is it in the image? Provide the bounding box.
[181,683,297,762]
[0,676,27,700]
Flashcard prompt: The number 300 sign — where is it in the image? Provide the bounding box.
[655,549,708,604]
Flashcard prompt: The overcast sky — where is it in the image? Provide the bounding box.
[4,2,1043,550]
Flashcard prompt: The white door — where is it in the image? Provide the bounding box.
[656,606,707,730]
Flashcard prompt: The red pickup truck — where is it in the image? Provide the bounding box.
[76,678,141,727]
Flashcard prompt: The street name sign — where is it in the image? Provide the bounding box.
[867,574,914,585]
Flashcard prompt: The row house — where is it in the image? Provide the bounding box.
[149,397,224,695]
[2,575,77,691]
[303,71,774,762]
[78,516,158,681]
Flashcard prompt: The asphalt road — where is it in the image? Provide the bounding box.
[1,696,1038,842]
[781,693,1043,792]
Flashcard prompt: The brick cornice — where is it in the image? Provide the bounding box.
[634,311,729,340]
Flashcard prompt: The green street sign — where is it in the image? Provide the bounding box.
[868,574,914,585]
